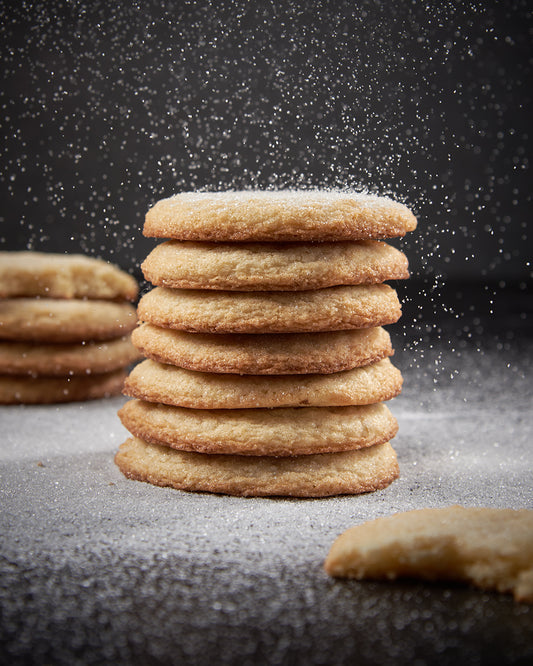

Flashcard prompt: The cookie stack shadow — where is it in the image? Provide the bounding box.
[116,190,417,497]
[0,252,140,404]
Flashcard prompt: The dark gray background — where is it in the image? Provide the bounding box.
[1,0,531,294]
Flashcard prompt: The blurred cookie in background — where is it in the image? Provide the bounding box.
[0,251,138,301]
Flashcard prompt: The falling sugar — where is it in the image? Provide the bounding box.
[0,1,530,380]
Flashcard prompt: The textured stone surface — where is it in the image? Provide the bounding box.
[1,321,532,665]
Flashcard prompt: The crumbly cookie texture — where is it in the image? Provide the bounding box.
[0,298,137,343]
[114,437,400,497]
[0,251,138,301]
[0,369,127,404]
[143,190,417,242]
[0,336,140,376]
[131,324,393,375]
[324,505,533,603]
[118,400,398,457]
[123,358,403,409]
[137,285,401,334]
[141,239,409,291]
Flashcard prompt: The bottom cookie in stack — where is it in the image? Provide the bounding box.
[115,437,399,498]
[0,252,140,404]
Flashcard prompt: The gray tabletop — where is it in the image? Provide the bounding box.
[1,322,532,665]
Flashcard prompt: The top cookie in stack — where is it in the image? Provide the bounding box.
[116,190,416,497]
[0,252,140,404]
[142,190,416,242]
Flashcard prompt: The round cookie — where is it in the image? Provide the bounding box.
[0,336,140,376]
[0,369,127,404]
[114,437,400,497]
[144,190,417,242]
[131,324,393,375]
[0,251,138,301]
[141,240,409,291]
[123,358,403,409]
[0,299,137,343]
[118,400,399,456]
[137,285,401,334]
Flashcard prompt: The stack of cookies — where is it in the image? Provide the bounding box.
[116,190,417,497]
[0,252,140,404]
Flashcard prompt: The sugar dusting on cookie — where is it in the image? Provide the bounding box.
[151,190,416,221]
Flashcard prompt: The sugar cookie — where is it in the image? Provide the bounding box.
[324,505,533,603]
[123,358,403,409]
[141,240,409,291]
[0,336,139,376]
[0,251,138,301]
[131,324,393,375]
[0,369,127,404]
[114,437,400,497]
[0,298,137,343]
[144,191,417,242]
[138,285,401,334]
[118,400,398,456]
